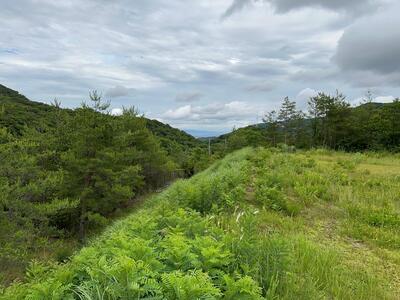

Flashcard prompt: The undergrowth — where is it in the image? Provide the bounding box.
[2,147,400,299]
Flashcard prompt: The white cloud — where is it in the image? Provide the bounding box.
[164,101,257,121]
[351,94,395,106]
[161,100,262,130]
[296,88,319,108]
[374,95,395,103]
[163,105,192,119]
[111,108,123,116]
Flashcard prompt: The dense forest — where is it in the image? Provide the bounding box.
[212,91,400,153]
[0,85,215,285]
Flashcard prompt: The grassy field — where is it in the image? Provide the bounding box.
[1,147,400,299]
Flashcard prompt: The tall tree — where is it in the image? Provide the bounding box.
[263,110,279,147]
[62,91,115,240]
[278,97,299,145]
[380,99,400,149]
[308,91,350,149]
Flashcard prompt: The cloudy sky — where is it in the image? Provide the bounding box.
[1,0,399,136]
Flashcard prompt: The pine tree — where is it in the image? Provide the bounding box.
[308,91,350,148]
[263,110,279,147]
[278,97,297,145]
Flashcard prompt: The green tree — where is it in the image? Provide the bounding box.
[278,97,296,144]
[278,97,304,146]
[308,91,350,148]
[380,99,400,150]
[263,110,279,147]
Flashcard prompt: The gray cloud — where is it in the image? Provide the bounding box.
[175,92,204,103]
[221,0,252,19]
[333,3,400,88]
[338,70,400,88]
[0,0,398,133]
[105,85,135,98]
[267,0,379,14]
[334,6,400,74]
[223,0,380,18]
[246,81,276,92]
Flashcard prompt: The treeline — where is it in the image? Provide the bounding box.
[213,91,400,153]
[0,89,213,284]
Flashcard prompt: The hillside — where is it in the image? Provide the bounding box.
[0,84,202,150]
[145,119,200,148]
[210,98,400,153]
[3,148,400,299]
[0,84,61,135]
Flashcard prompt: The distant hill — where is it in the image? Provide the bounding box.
[211,101,391,143]
[145,118,201,148]
[185,129,226,138]
[0,84,203,150]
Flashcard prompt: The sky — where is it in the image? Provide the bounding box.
[0,0,399,137]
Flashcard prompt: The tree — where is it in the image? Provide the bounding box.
[380,99,400,150]
[292,110,310,148]
[60,93,177,240]
[263,110,279,147]
[363,90,374,104]
[278,97,304,145]
[61,91,114,240]
[308,91,350,149]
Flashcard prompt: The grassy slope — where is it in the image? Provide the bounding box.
[2,148,400,299]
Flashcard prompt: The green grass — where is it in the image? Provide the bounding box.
[2,147,400,299]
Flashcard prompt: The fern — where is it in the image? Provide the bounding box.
[161,270,221,300]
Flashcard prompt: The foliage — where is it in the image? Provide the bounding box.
[210,91,400,153]
[1,84,400,298]
[0,85,213,284]
[2,148,400,299]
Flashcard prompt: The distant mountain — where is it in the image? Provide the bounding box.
[184,129,226,138]
[0,84,203,150]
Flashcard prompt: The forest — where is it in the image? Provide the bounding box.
[1,84,400,299]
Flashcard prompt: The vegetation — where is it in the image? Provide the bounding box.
[2,84,400,298]
[0,84,204,150]
[2,148,400,299]
[212,91,400,153]
[0,84,63,136]
[0,85,214,285]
